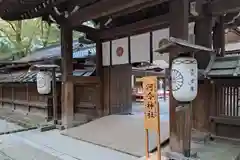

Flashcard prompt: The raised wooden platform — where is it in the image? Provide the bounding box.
[61,115,169,157]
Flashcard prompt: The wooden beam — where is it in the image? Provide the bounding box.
[67,76,100,85]
[210,116,240,126]
[109,0,168,18]
[73,25,99,41]
[169,0,191,157]
[98,13,198,41]
[61,24,74,128]
[99,14,169,40]
[210,0,240,15]
[132,69,165,77]
[69,0,159,27]
[73,25,98,35]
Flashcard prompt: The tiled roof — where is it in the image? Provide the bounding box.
[207,55,240,77]
[0,69,95,83]
[15,42,96,63]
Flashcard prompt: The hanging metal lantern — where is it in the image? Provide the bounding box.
[171,57,198,102]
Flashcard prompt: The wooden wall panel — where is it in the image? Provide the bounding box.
[0,83,48,114]
[73,84,99,121]
[192,80,212,132]
[103,64,132,114]
[216,123,240,139]
[74,85,97,109]
[14,84,27,100]
[2,85,11,99]
[28,84,47,103]
[0,82,102,122]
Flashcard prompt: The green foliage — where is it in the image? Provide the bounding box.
[0,18,82,60]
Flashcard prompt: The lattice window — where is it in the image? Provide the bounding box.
[216,85,240,117]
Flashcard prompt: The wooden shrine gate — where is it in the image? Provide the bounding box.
[210,79,240,139]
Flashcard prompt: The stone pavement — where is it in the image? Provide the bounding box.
[0,107,46,128]
[0,129,138,160]
[0,119,23,133]
[160,139,240,160]
[0,142,63,160]
[0,101,170,160]
[61,115,169,157]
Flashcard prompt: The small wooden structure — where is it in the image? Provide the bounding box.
[193,54,240,139]
[0,43,99,122]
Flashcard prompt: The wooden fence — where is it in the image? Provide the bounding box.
[210,79,240,139]
[216,85,240,117]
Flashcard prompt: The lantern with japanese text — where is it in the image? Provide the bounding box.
[171,57,198,102]
[36,71,52,95]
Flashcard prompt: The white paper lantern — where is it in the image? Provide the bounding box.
[171,57,198,102]
[36,71,52,94]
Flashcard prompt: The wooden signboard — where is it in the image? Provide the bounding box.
[142,76,161,160]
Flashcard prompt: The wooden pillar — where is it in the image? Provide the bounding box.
[169,0,191,156]
[103,67,111,115]
[194,15,213,134]
[47,97,53,121]
[96,40,104,116]
[26,84,30,113]
[192,80,212,132]
[61,24,74,128]
[163,70,168,102]
[194,15,213,135]
[52,67,58,123]
[195,16,213,69]
[213,16,225,56]
[209,80,216,135]
[11,84,15,111]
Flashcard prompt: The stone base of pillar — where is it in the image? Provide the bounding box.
[61,115,74,129]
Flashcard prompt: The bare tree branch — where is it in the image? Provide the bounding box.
[6,21,17,33]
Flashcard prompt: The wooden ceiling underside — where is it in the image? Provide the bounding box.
[0,0,67,20]
[0,0,168,21]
